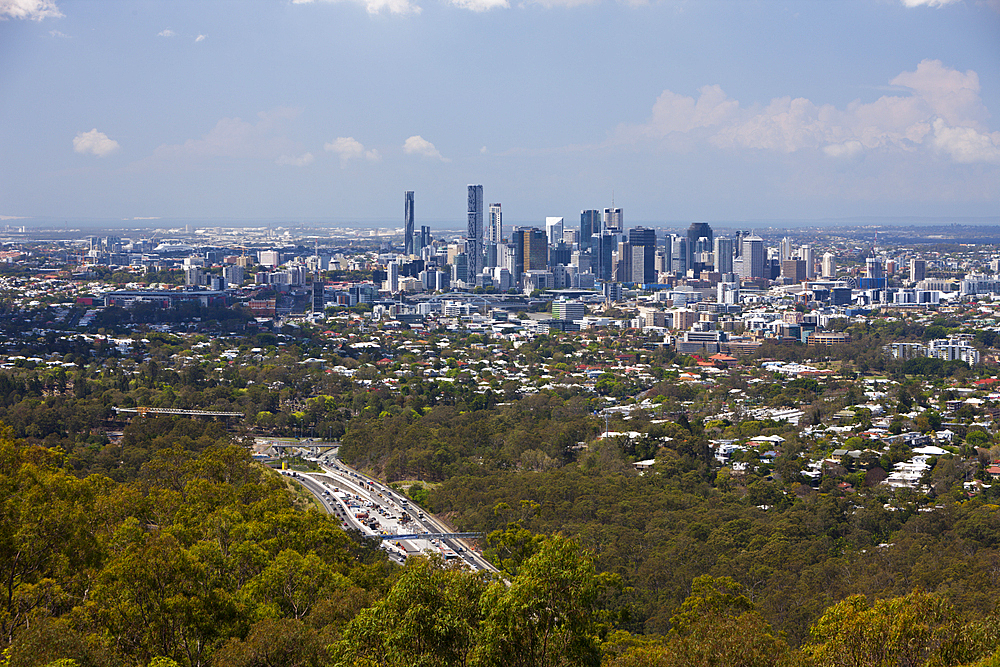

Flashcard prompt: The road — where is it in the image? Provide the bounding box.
[279,447,497,573]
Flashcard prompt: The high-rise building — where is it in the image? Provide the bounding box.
[669,235,687,277]
[387,261,400,293]
[686,223,714,276]
[781,259,806,283]
[580,210,600,251]
[312,280,325,312]
[628,227,657,283]
[603,207,623,233]
[910,258,926,283]
[467,185,483,282]
[713,237,734,274]
[780,237,793,261]
[525,229,547,271]
[486,203,502,268]
[739,234,765,280]
[801,244,815,279]
[404,191,415,255]
[545,217,564,245]
[511,227,548,282]
[822,252,836,278]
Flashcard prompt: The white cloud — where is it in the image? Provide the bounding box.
[292,0,421,16]
[932,119,1000,163]
[73,129,120,157]
[324,137,381,166]
[615,60,998,165]
[145,108,306,166]
[901,0,960,6]
[48,28,68,37]
[195,34,206,42]
[823,141,864,158]
[449,0,508,10]
[403,135,448,161]
[158,28,176,37]
[276,152,315,167]
[0,0,62,20]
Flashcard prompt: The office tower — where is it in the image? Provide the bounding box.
[545,217,564,245]
[603,207,623,233]
[628,226,657,283]
[801,244,815,279]
[596,231,618,282]
[451,254,468,283]
[312,281,325,312]
[713,237,734,274]
[420,225,431,249]
[562,229,579,245]
[580,210,600,251]
[780,237,793,261]
[511,228,548,281]
[686,223,713,275]
[910,258,926,283]
[739,234,765,279]
[822,252,836,278]
[549,242,572,268]
[525,229,547,271]
[467,185,483,282]
[781,259,806,283]
[404,191,415,255]
[669,235,687,276]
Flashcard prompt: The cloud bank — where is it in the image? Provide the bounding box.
[73,129,120,157]
[613,60,1000,164]
[0,0,62,20]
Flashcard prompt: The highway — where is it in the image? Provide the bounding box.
[279,447,497,573]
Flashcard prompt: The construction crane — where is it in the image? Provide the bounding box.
[113,407,244,418]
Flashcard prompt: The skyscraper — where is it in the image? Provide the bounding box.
[487,203,502,267]
[822,252,836,278]
[404,191,415,256]
[801,244,815,279]
[910,258,926,283]
[580,210,600,251]
[669,235,687,277]
[467,185,483,282]
[603,207,623,233]
[628,227,657,283]
[739,234,765,280]
[686,223,713,276]
[510,227,548,284]
[545,217,564,245]
[713,237,734,274]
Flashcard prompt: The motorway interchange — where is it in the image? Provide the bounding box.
[279,449,495,572]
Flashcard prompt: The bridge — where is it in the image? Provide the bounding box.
[113,407,244,418]
[379,532,484,541]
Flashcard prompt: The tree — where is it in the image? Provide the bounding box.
[471,537,615,667]
[806,592,975,667]
[335,557,489,667]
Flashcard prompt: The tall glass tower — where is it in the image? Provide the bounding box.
[404,191,415,255]
[467,185,483,281]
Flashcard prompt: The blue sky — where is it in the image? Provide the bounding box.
[1,0,998,227]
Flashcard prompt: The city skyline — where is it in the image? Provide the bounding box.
[1,0,998,224]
